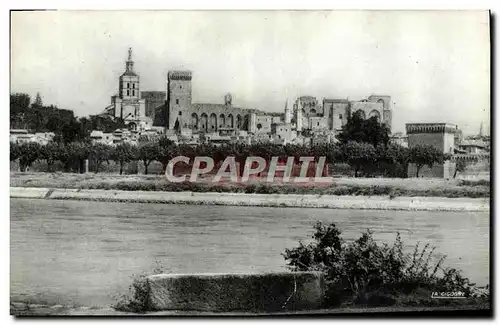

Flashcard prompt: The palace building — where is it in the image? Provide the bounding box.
[101,48,393,143]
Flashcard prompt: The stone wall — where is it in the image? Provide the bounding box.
[146,272,324,312]
[407,161,456,178]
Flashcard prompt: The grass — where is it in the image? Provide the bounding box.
[10,172,490,198]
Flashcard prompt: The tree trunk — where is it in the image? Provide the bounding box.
[64,162,71,173]
[79,159,85,174]
[453,169,458,179]
[119,163,124,175]
[144,161,149,175]
[416,166,421,178]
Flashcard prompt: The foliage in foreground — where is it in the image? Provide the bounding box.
[113,262,168,313]
[283,222,490,307]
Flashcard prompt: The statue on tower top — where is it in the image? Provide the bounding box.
[125,47,135,73]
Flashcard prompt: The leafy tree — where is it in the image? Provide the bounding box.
[158,136,175,148]
[137,142,159,175]
[54,142,90,173]
[10,93,31,114]
[10,93,31,129]
[156,140,178,173]
[336,111,390,147]
[111,142,138,175]
[46,109,75,133]
[55,142,74,172]
[18,142,42,172]
[56,118,92,144]
[10,142,21,162]
[385,143,410,166]
[408,144,447,177]
[89,143,112,173]
[453,159,467,179]
[72,142,91,173]
[40,141,61,172]
[342,141,377,177]
[376,143,410,177]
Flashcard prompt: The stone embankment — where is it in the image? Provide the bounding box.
[146,272,323,312]
[10,187,489,212]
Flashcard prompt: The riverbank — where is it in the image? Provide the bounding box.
[10,187,489,212]
[10,172,490,198]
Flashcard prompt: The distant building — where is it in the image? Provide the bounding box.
[10,129,54,145]
[389,132,408,148]
[458,140,489,154]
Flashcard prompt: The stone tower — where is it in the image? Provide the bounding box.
[167,70,192,130]
[296,101,303,132]
[119,48,140,101]
[112,48,146,127]
[284,99,291,124]
[405,123,457,178]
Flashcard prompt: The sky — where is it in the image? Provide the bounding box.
[10,10,490,135]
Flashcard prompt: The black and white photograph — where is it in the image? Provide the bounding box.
[8,9,491,317]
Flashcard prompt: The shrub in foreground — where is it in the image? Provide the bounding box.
[283,222,489,308]
[113,263,168,313]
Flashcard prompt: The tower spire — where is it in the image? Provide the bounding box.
[128,47,132,61]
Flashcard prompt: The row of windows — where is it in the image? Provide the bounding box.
[126,90,136,96]
[126,83,136,89]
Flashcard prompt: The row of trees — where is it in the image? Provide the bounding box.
[10,138,449,177]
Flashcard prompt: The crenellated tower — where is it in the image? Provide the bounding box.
[166,70,193,130]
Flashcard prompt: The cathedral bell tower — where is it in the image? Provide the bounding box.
[119,48,140,100]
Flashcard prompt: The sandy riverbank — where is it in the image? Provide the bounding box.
[10,187,489,212]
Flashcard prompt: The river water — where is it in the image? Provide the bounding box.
[10,198,489,307]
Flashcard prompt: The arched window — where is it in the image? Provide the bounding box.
[368,110,381,121]
[355,110,366,119]
[200,113,208,130]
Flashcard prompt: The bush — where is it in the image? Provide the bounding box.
[459,179,490,187]
[18,142,42,172]
[283,222,489,308]
[113,262,170,313]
